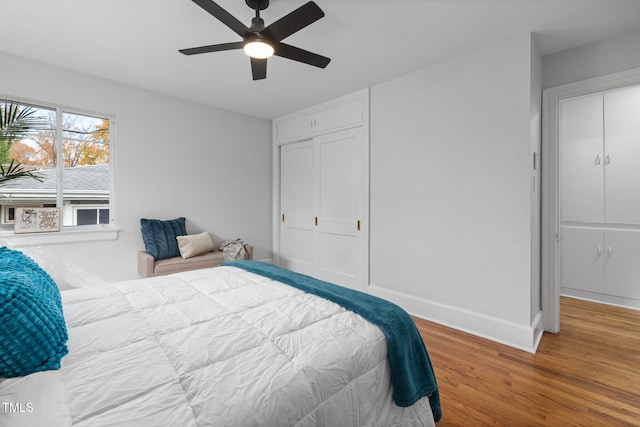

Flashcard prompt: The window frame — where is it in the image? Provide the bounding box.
[0,94,118,246]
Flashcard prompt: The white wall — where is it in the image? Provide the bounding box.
[530,38,543,328]
[0,51,272,288]
[369,33,541,351]
[543,28,640,89]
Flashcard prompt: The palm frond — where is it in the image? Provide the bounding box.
[0,100,49,143]
[0,159,43,184]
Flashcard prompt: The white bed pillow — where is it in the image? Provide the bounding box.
[177,232,215,259]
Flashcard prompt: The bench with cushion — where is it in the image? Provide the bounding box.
[138,216,252,278]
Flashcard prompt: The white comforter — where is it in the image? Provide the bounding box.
[1,266,435,426]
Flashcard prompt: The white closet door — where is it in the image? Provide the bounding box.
[560,94,604,223]
[604,85,640,224]
[280,140,314,275]
[315,128,364,291]
[604,229,640,299]
[561,227,605,293]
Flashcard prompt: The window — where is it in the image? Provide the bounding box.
[0,98,112,230]
[74,205,110,226]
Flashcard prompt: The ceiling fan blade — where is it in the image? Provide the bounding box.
[262,1,324,42]
[251,58,267,80]
[179,41,243,55]
[191,0,250,37]
[274,43,330,68]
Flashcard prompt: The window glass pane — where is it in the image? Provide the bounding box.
[62,112,109,226]
[99,208,109,225]
[0,101,57,224]
[76,209,97,226]
[1,101,55,167]
[62,112,109,143]
[62,112,110,167]
[76,209,95,225]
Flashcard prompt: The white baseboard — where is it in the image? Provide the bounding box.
[368,285,542,353]
[560,288,640,311]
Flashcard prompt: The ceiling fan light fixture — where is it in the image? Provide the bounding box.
[180,0,330,79]
[243,40,274,59]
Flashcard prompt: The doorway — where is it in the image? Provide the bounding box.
[541,67,640,332]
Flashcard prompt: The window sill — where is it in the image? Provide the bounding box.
[0,225,120,248]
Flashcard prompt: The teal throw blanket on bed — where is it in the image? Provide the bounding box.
[222,260,442,422]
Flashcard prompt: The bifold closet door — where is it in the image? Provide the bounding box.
[280,128,365,291]
[604,85,640,224]
[280,140,314,275]
[314,128,364,290]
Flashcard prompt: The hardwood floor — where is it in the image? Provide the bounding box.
[414,297,640,426]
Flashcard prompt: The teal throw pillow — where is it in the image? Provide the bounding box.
[140,217,187,260]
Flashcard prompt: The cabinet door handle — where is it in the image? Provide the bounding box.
[597,246,602,257]
[595,155,601,165]
[605,154,611,165]
[608,246,612,258]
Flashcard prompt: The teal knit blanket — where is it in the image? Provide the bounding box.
[222,260,442,422]
[0,247,68,378]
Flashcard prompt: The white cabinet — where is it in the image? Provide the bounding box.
[561,227,640,300]
[604,86,640,224]
[559,84,640,303]
[604,230,640,299]
[560,94,604,223]
[561,87,640,224]
[275,90,368,292]
[276,97,364,142]
[561,227,605,294]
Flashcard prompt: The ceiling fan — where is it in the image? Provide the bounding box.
[179,0,331,80]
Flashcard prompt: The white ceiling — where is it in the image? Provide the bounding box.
[2,0,640,119]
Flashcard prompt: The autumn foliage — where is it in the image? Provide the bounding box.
[9,119,109,167]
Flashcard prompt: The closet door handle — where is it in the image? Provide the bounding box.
[597,246,602,257]
[608,246,612,258]
[605,154,611,165]
[595,155,601,165]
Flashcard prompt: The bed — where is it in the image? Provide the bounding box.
[0,249,441,426]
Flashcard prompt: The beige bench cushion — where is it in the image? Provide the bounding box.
[155,250,225,276]
[138,245,253,278]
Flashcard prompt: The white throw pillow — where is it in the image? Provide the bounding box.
[176,232,215,259]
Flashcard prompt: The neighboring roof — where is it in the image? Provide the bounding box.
[0,164,109,196]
